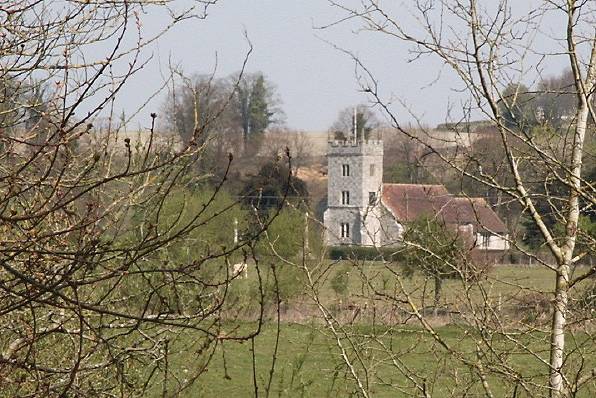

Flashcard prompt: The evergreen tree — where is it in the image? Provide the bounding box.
[233,72,277,148]
[248,74,273,136]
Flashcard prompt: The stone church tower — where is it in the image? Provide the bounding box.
[323,136,384,246]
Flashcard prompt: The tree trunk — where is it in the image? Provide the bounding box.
[549,18,595,395]
[548,25,596,395]
[433,276,442,317]
[549,264,569,397]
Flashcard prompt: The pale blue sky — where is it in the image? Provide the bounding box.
[114,0,571,132]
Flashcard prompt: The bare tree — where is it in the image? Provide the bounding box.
[260,128,313,174]
[384,130,434,184]
[0,1,286,395]
[163,70,284,167]
[313,1,596,397]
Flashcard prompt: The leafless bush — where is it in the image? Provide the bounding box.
[308,1,596,396]
[0,1,286,395]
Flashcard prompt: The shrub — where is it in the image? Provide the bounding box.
[513,292,551,322]
[327,246,403,261]
[330,266,350,296]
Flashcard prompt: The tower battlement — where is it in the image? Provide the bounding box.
[328,139,383,147]
[327,139,383,156]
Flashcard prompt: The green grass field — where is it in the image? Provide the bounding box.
[160,322,595,397]
[151,264,595,397]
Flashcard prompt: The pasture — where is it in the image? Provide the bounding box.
[160,323,595,397]
[151,263,595,397]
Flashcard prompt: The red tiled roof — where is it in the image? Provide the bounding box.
[381,184,450,222]
[381,183,507,233]
[438,197,507,232]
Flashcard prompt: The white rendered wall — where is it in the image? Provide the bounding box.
[378,204,404,246]
[475,233,510,251]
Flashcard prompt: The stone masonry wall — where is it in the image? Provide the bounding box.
[325,140,384,246]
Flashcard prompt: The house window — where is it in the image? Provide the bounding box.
[341,223,350,238]
[369,164,376,176]
[342,164,350,176]
[368,192,376,205]
[341,191,350,205]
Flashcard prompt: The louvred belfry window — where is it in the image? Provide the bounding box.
[341,191,350,205]
[341,223,350,238]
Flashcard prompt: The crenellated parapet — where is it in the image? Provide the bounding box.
[327,139,383,156]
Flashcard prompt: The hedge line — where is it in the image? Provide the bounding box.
[327,245,403,261]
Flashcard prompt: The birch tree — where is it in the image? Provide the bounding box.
[313,1,596,396]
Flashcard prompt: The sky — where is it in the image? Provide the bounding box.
[113,0,572,132]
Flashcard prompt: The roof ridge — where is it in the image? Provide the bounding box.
[448,196,489,205]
